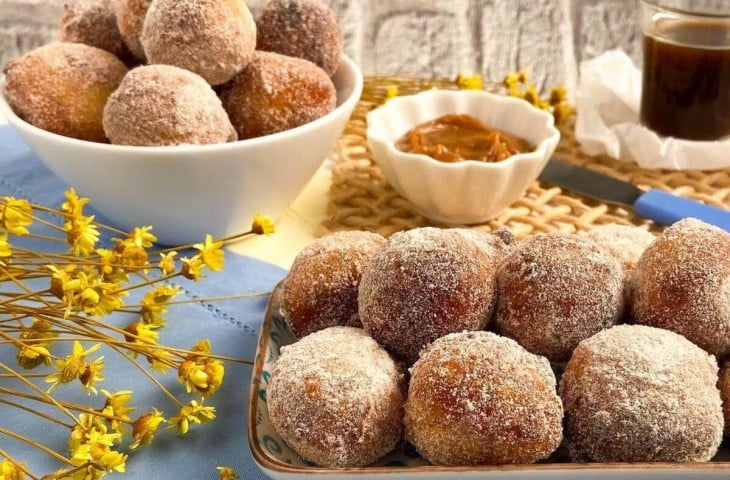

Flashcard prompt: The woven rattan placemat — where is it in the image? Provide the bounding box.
[321,77,730,239]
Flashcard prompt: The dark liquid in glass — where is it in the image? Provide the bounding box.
[640,20,730,140]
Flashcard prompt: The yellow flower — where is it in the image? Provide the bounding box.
[193,234,224,271]
[168,399,216,435]
[0,457,26,480]
[0,233,11,258]
[45,341,102,392]
[79,356,105,395]
[0,197,32,235]
[127,226,157,248]
[119,244,149,271]
[145,348,172,373]
[217,466,240,480]
[130,410,165,450]
[178,358,224,398]
[64,215,100,256]
[48,264,76,300]
[180,256,205,280]
[252,214,274,235]
[456,73,484,90]
[61,188,90,220]
[140,284,181,326]
[16,344,51,370]
[17,319,56,369]
[123,322,159,346]
[502,71,520,88]
[158,251,177,275]
[553,102,573,125]
[384,85,399,101]
[100,389,135,435]
[68,414,126,476]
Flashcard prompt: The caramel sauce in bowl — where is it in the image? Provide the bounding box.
[395,113,533,163]
[366,90,561,225]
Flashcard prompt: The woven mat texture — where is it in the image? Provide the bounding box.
[321,77,730,239]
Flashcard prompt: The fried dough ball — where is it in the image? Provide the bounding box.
[281,231,385,338]
[102,64,236,146]
[3,42,128,142]
[405,331,563,465]
[451,228,516,266]
[583,225,655,274]
[631,218,730,358]
[140,0,256,85]
[359,227,498,365]
[560,324,723,462]
[267,327,405,467]
[59,0,130,61]
[720,361,730,436]
[494,233,624,363]
[219,51,336,139]
[112,0,152,61]
[256,0,343,76]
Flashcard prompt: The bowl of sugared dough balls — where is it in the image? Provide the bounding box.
[0,0,360,245]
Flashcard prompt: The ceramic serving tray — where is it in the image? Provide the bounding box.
[248,284,730,479]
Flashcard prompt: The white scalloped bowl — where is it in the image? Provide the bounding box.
[367,90,561,224]
[0,55,363,246]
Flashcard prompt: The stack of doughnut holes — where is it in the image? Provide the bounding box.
[3,0,342,146]
[269,219,730,467]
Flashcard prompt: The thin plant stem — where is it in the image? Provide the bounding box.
[0,427,72,465]
[0,397,74,428]
[0,447,39,480]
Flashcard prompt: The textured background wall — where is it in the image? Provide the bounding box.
[0,1,723,92]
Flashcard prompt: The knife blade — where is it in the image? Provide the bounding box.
[539,158,730,231]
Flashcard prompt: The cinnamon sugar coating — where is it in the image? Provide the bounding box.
[281,231,385,338]
[560,324,723,462]
[219,51,336,139]
[112,0,152,61]
[102,64,236,146]
[140,0,256,85]
[405,331,563,465]
[583,224,655,274]
[494,233,624,363]
[720,361,730,436]
[631,218,730,359]
[256,0,343,76]
[3,42,128,142]
[358,227,498,365]
[59,0,130,61]
[267,327,405,467]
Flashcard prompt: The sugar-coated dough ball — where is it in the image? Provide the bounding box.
[720,361,730,437]
[359,227,498,364]
[267,327,405,467]
[219,51,336,139]
[631,218,730,358]
[112,0,152,60]
[140,0,256,85]
[583,224,655,274]
[560,324,723,462]
[3,42,128,142]
[495,233,624,363]
[451,228,516,266]
[102,64,236,146]
[59,0,130,61]
[282,231,385,338]
[256,0,343,76]
[405,331,563,465]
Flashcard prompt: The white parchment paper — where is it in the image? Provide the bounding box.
[575,50,730,171]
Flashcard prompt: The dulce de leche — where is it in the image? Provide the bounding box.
[395,114,532,163]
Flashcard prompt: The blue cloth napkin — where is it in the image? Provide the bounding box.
[0,125,284,480]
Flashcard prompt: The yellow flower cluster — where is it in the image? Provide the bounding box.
[0,191,275,479]
[503,70,573,124]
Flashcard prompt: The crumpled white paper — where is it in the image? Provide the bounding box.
[575,49,730,171]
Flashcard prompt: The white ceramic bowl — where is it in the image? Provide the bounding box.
[367,90,561,224]
[0,55,363,246]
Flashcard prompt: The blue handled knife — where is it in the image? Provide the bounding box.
[539,158,730,231]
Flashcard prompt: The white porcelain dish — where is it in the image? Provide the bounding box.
[366,90,561,224]
[0,55,363,246]
[248,284,730,479]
